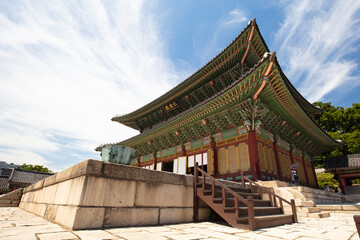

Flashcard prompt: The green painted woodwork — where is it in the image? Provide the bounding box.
[222,128,238,140]
[97,20,342,162]
[191,138,203,149]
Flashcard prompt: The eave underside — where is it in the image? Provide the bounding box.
[100,55,340,157]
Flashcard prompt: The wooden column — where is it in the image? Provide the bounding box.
[273,140,282,180]
[210,137,218,175]
[302,156,310,186]
[154,152,158,170]
[311,161,319,189]
[289,146,294,164]
[248,131,261,180]
[338,176,347,194]
[138,157,141,167]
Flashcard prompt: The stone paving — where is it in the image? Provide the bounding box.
[0,207,358,240]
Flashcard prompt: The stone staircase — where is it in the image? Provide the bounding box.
[284,201,330,218]
[194,164,297,230]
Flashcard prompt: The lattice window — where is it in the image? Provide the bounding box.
[258,143,266,171]
[217,148,227,174]
[238,143,250,171]
[207,149,214,174]
[280,153,291,178]
[228,145,238,173]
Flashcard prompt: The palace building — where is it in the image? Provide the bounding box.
[97,19,341,188]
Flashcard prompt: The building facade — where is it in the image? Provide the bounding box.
[97,19,341,188]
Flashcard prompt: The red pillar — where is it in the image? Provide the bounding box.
[311,161,319,189]
[210,137,218,175]
[302,156,310,186]
[273,140,282,180]
[138,157,141,167]
[338,177,347,194]
[289,146,294,164]
[248,131,261,180]
[154,152,157,170]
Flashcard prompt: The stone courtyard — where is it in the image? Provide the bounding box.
[0,207,358,240]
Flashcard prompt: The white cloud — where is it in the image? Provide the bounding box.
[221,9,247,26]
[273,0,360,103]
[0,0,182,170]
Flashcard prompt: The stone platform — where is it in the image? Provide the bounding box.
[0,207,358,240]
[19,159,209,230]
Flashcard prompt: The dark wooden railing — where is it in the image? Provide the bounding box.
[194,163,297,230]
[240,172,298,224]
[194,163,255,230]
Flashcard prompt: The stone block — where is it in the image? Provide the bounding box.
[53,179,72,205]
[54,205,77,229]
[103,178,136,207]
[103,162,193,186]
[33,179,45,191]
[43,174,57,188]
[41,184,58,204]
[80,176,106,206]
[44,204,59,221]
[159,208,193,225]
[342,204,360,211]
[67,176,85,205]
[135,181,193,207]
[317,204,342,211]
[32,189,43,203]
[33,203,47,217]
[72,207,105,230]
[104,207,159,228]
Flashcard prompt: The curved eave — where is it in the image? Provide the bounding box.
[113,18,270,128]
[282,74,323,115]
[119,55,270,147]
[259,58,342,148]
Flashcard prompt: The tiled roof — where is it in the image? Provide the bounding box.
[325,154,360,170]
[9,169,53,184]
[0,176,9,190]
[0,161,20,170]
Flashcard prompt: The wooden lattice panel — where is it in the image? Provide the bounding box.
[258,143,266,170]
[217,148,228,174]
[238,143,250,171]
[228,145,238,173]
[279,152,291,178]
[207,149,214,174]
[267,147,277,174]
[258,143,277,174]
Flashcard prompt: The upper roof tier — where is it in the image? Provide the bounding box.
[112,19,322,132]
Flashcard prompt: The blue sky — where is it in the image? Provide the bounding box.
[0,0,359,172]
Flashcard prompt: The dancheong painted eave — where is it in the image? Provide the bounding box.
[112,18,269,130]
[97,51,341,155]
[112,18,321,132]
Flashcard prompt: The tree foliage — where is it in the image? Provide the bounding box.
[312,102,360,166]
[20,164,53,173]
[316,172,339,190]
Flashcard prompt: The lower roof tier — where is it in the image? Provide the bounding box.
[97,53,341,156]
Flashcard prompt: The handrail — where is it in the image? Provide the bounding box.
[194,163,255,230]
[241,172,298,223]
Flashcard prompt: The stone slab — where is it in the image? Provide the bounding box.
[104,207,159,228]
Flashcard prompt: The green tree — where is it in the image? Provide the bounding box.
[316,172,339,190]
[20,164,53,173]
[312,102,360,167]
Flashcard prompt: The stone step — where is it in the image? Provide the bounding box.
[308,212,330,218]
[284,206,321,213]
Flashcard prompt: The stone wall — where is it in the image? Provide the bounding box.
[19,159,209,230]
[0,188,23,207]
[259,181,352,204]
